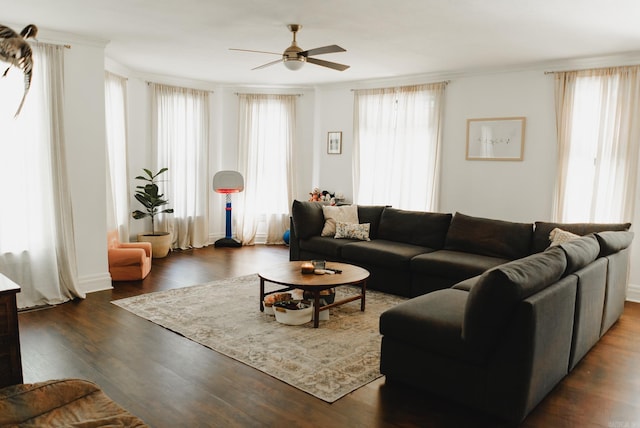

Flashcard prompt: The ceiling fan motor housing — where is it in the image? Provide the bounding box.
[283,24,306,69]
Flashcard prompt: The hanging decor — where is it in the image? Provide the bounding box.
[0,23,38,117]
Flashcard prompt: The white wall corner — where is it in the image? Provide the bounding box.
[79,273,113,294]
[626,283,640,303]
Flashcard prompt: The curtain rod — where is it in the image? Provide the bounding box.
[234,92,303,96]
[36,41,71,49]
[545,64,640,75]
[350,80,450,91]
[145,81,214,93]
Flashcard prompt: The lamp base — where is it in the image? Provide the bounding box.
[214,237,242,248]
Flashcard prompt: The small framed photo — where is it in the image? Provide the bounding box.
[466,117,526,161]
[327,131,342,154]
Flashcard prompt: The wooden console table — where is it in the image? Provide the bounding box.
[0,274,22,388]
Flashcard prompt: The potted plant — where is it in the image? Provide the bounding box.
[132,168,174,258]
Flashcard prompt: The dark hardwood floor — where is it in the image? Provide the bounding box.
[16,245,640,427]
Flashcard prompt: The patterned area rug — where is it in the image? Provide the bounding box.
[112,274,406,403]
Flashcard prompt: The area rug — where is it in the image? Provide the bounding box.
[112,274,407,403]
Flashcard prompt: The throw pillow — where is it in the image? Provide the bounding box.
[334,222,371,241]
[321,205,359,237]
[548,227,579,247]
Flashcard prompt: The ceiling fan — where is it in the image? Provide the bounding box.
[230,24,349,72]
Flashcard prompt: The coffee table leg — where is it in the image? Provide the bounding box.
[260,278,265,312]
[313,292,320,328]
[361,280,367,311]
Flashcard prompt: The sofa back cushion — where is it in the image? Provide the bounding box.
[357,205,387,239]
[291,200,325,240]
[462,246,567,360]
[444,212,533,260]
[594,231,634,257]
[377,208,452,248]
[555,234,600,275]
[532,221,632,253]
[320,204,359,237]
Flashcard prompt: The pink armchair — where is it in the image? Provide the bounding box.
[107,230,152,281]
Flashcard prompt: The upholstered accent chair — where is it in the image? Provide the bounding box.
[107,230,152,281]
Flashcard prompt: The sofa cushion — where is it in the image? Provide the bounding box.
[594,231,634,257]
[380,288,469,360]
[291,200,325,240]
[411,250,509,281]
[554,234,600,275]
[463,246,567,361]
[357,205,387,239]
[377,208,452,248]
[451,275,482,292]
[341,239,434,270]
[334,221,370,241]
[549,227,580,246]
[444,212,533,260]
[321,204,359,237]
[299,236,357,259]
[532,221,632,253]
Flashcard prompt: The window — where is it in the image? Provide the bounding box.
[0,43,82,308]
[353,83,446,211]
[553,67,640,222]
[236,94,296,245]
[105,72,130,239]
[151,83,210,249]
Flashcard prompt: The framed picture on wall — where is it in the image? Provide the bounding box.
[466,117,526,161]
[327,131,342,154]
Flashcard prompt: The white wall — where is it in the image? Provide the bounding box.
[312,70,557,220]
[439,70,557,221]
[313,87,354,201]
[311,70,640,296]
[61,42,640,298]
[115,78,318,244]
[64,40,112,293]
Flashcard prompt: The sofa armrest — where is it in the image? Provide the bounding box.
[484,275,577,423]
[289,217,300,261]
[108,248,147,266]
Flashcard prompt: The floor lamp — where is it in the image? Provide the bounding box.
[213,170,244,248]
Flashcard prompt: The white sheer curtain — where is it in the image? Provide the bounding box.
[236,94,296,245]
[151,83,209,249]
[353,83,446,211]
[105,72,130,241]
[0,43,84,309]
[553,66,640,222]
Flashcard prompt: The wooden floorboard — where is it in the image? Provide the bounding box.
[16,245,640,427]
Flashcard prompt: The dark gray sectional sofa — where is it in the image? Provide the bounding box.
[289,200,634,423]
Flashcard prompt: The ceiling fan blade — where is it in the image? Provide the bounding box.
[229,48,282,56]
[251,58,283,70]
[306,57,350,71]
[300,45,346,57]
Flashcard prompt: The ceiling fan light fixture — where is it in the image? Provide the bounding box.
[283,57,305,71]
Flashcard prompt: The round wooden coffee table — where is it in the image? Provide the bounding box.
[258,261,370,328]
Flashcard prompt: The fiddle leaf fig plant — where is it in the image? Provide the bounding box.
[131,168,174,235]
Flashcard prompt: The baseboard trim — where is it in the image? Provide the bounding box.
[79,272,113,294]
[627,283,640,303]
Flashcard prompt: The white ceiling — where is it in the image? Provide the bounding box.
[4,0,640,86]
